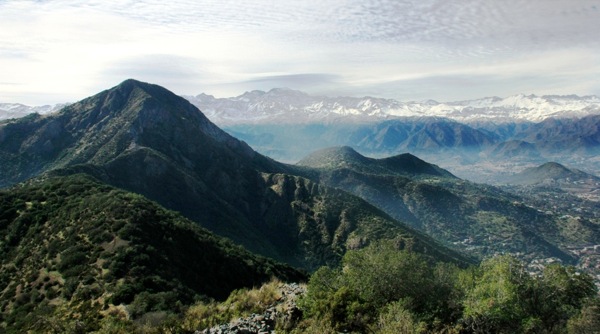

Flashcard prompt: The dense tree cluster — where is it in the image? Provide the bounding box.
[296,240,600,334]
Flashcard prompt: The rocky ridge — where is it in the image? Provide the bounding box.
[198,283,305,334]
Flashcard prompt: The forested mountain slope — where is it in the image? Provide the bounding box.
[0,174,305,332]
[298,147,600,268]
[0,80,469,270]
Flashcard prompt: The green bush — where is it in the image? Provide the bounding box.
[300,240,449,332]
[377,301,422,334]
[567,299,600,334]
[297,242,600,334]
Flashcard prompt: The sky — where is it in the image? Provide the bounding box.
[1,0,600,105]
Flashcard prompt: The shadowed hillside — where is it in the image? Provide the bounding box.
[0,174,305,332]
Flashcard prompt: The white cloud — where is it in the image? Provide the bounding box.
[1,0,599,104]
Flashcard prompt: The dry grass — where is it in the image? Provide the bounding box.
[180,278,283,332]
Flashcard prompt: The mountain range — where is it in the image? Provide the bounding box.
[0,80,467,270]
[0,103,65,121]
[3,80,600,331]
[5,89,600,182]
[219,115,600,180]
[3,80,599,267]
[183,89,600,181]
[5,89,600,127]
[185,89,600,125]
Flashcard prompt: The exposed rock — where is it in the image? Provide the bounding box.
[197,283,306,334]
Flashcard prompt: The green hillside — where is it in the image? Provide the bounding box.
[0,174,304,332]
[0,80,471,270]
[297,146,454,178]
[297,147,600,266]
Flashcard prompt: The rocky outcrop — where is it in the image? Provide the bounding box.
[198,283,305,334]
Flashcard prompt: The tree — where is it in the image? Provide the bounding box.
[462,256,598,333]
[299,240,454,332]
[533,264,598,331]
[376,301,421,334]
[462,256,531,333]
[341,240,435,313]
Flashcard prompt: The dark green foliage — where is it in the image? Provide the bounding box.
[299,241,599,333]
[461,256,598,333]
[300,241,461,332]
[0,174,305,332]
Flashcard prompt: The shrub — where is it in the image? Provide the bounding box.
[377,301,422,334]
[567,300,600,334]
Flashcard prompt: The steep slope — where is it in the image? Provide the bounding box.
[0,80,292,258]
[352,118,494,153]
[0,79,284,187]
[0,79,469,270]
[297,149,598,265]
[521,115,600,155]
[0,174,305,332]
[488,140,542,159]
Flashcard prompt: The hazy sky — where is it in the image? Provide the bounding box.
[1,0,600,105]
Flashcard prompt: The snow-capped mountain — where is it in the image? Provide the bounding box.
[0,103,67,121]
[4,90,600,124]
[184,89,600,125]
[185,89,419,125]
[435,94,600,122]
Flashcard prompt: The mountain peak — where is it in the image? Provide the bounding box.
[330,145,363,157]
[505,161,598,185]
[537,161,570,172]
[110,79,171,99]
[266,88,309,97]
[523,162,577,180]
[298,147,455,178]
[0,80,264,186]
[118,78,148,88]
[79,79,228,134]
[296,146,368,169]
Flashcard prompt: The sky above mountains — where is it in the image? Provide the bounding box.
[1,0,599,105]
